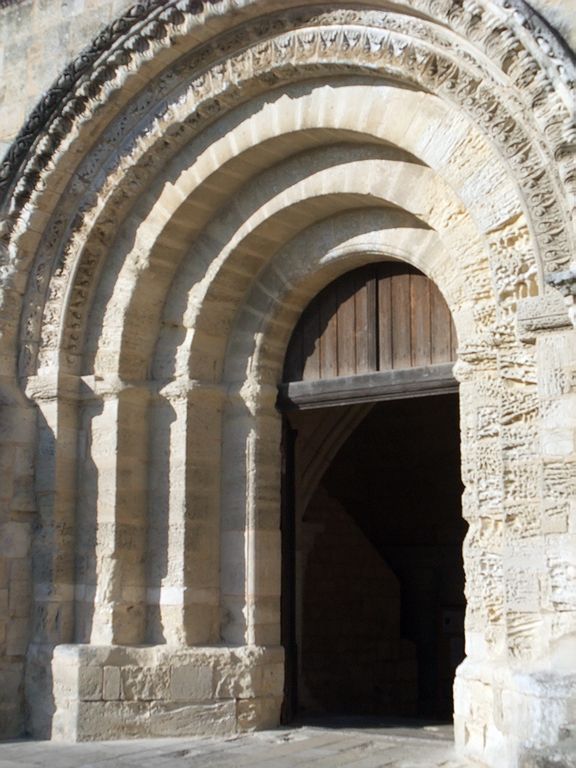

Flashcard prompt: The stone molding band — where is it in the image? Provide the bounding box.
[0,0,575,215]
[5,5,574,387]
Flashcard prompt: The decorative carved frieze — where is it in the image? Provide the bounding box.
[0,0,574,214]
[4,8,573,378]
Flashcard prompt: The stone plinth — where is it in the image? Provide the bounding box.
[32,644,283,741]
[455,659,576,767]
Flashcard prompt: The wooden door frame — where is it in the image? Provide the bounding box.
[277,362,457,411]
[280,419,298,723]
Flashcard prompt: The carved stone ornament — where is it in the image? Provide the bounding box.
[0,0,575,215]
[546,263,576,327]
[0,1,573,383]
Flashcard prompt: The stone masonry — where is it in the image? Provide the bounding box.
[0,2,576,767]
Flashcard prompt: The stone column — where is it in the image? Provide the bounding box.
[0,382,36,737]
[245,406,283,648]
[76,378,149,645]
[23,374,79,738]
[49,375,284,741]
[147,379,222,646]
[221,381,282,647]
[25,374,79,646]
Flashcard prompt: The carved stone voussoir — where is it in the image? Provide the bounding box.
[9,10,574,379]
[0,0,574,217]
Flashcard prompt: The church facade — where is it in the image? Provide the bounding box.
[0,1,576,766]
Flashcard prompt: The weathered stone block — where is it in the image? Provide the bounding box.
[121,665,170,701]
[517,295,571,343]
[237,696,282,732]
[102,666,121,701]
[170,663,214,702]
[0,522,30,558]
[0,662,23,705]
[543,503,570,535]
[147,701,237,738]
[78,665,102,701]
[8,580,31,618]
[6,618,29,656]
[542,429,575,457]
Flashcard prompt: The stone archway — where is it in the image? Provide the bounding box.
[278,262,465,724]
[0,3,574,766]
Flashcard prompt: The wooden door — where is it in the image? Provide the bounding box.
[279,263,458,410]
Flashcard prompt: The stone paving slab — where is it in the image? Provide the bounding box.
[0,726,479,768]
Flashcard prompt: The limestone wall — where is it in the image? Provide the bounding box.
[0,0,134,159]
[0,1,575,764]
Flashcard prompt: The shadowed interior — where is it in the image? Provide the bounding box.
[293,393,465,721]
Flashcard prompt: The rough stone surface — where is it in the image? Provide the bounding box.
[0,0,135,159]
[48,644,284,740]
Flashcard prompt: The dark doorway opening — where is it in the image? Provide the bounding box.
[282,392,466,724]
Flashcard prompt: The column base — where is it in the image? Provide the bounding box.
[455,659,576,768]
[28,643,284,741]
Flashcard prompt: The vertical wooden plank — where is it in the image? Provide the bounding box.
[430,283,452,364]
[300,306,321,381]
[366,271,378,372]
[410,274,431,367]
[378,274,393,371]
[284,264,456,385]
[391,274,411,369]
[319,289,338,379]
[354,272,370,374]
[336,277,357,377]
[283,325,303,382]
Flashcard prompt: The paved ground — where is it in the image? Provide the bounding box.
[0,722,479,767]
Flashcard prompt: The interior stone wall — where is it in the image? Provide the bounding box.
[317,394,465,718]
[298,484,418,717]
[0,2,574,766]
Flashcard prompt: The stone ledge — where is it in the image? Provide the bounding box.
[517,295,572,343]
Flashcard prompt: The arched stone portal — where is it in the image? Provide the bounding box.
[279,263,466,724]
[0,2,575,766]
